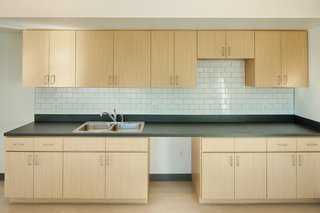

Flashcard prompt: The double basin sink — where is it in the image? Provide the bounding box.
[73,121,145,133]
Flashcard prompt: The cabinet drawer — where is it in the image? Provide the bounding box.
[297,138,320,151]
[267,138,296,152]
[201,138,234,152]
[235,138,266,152]
[64,137,105,151]
[5,137,34,151]
[34,137,63,151]
[106,137,149,152]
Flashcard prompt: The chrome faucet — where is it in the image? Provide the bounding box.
[100,109,117,123]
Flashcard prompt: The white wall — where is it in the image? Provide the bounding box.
[0,32,34,173]
[295,27,320,122]
[0,0,320,18]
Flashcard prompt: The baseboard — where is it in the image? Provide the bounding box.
[150,174,191,181]
[0,173,4,180]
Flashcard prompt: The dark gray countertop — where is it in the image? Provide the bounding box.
[4,122,320,137]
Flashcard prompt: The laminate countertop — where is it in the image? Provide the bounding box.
[4,122,320,137]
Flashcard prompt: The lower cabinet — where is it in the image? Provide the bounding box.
[267,153,297,199]
[5,136,149,203]
[235,153,266,199]
[297,153,320,198]
[63,153,106,199]
[106,153,149,199]
[202,153,234,199]
[194,137,320,203]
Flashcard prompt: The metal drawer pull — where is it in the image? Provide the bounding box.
[283,75,288,85]
[108,75,113,86]
[13,143,25,146]
[306,143,318,146]
[42,143,54,146]
[114,76,118,86]
[277,143,288,146]
[236,156,239,167]
[292,155,295,166]
[229,156,233,167]
[50,75,56,85]
[222,47,225,56]
[298,155,302,166]
[175,76,179,86]
[277,75,281,85]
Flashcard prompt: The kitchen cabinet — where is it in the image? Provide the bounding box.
[202,153,234,199]
[151,31,174,87]
[198,31,254,59]
[151,31,197,88]
[76,31,114,87]
[5,137,63,199]
[235,153,267,199]
[174,31,197,87]
[245,31,308,87]
[22,31,76,87]
[114,31,151,87]
[106,153,148,199]
[105,137,149,201]
[63,152,106,199]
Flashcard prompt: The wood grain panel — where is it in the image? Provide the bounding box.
[106,137,149,152]
[226,31,254,59]
[198,31,226,59]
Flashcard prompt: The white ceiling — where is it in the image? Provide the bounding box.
[0,18,320,31]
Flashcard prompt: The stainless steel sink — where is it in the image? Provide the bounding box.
[73,121,145,133]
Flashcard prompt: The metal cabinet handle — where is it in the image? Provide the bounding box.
[50,75,56,85]
[306,143,317,146]
[277,143,288,146]
[277,75,282,85]
[42,143,54,146]
[108,75,113,86]
[222,47,225,57]
[228,47,231,57]
[99,155,104,166]
[175,76,179,86]
[13,143,25,146]
[229,156,233,167]
[298,155,302,166]
[169,76,173,86]
[283,75,288,85]
[236,156,239,167]
[106,155,110,166]
[114,76,118,86]
[292,155,296,166]
[28,155,33,166]
[44,75,49,85]
[34,155,39,166]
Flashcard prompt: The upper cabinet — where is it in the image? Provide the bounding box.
[151,31,197,88]
[23,31,75,87]
[245,31,308,87]
[198,31,254,59]
[76,31,114,87]
[114,31,151,87]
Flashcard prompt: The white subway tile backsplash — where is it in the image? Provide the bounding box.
[35,60,294,115]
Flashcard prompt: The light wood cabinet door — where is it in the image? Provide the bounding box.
[198,31,226,59]
[76,31,114,87]
[235,153,267,199]
[49,31,75,87]
[106,153,148,200]
[5,152,34,198]
[247,31,282,87]
[226,31,254,59]
[63,153,105,199]
[114,31,151,87]
[282,31,308,87]
[22,31,49,87]
[174,31,197,87]
[202,153,235,199]
[33,152,63,198]
[151,31,174,87]
[297,153,320,198]
[267,153,297,199]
